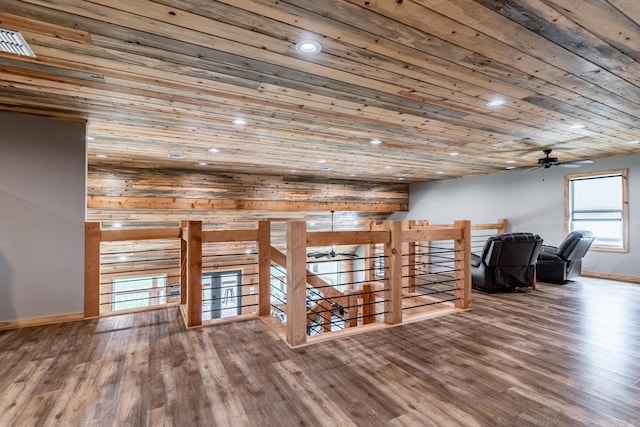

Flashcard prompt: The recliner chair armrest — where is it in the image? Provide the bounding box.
[537,251,563,262]
[471,253,482,268]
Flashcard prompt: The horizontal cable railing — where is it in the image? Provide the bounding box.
[96,234,181,316]
[86,219,505,346]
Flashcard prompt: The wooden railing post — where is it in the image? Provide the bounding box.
[180,220,188,305]
[454,220,471,309]
[407,220,416,293]
[186,221,203,327]
[84,222,101,318]
[364,220,374,281]
[497,218,508,234]
[362,284,375,324]
[384,220,403,325]
[286,221,307,346]
[258,220,271,316]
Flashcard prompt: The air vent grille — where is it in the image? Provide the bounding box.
[0,28,36,57]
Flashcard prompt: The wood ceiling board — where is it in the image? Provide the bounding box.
[0,0,638,184]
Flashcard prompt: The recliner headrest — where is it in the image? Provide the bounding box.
[557,230,592,256]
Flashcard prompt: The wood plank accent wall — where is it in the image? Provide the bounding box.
[87,165,408,219]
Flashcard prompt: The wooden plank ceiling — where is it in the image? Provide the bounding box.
[1,0,639,184]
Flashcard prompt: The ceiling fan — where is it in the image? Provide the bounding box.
[307,211,358,259]
[528,149,593,171]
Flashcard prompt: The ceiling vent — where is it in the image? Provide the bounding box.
[0,28,36,57]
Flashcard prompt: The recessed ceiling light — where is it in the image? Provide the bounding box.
[118,255,128,261]
[384,165,392,169]
[232,118,247,126]
[370,139,382,145]
[198,161,208,166]
[318,159,327,163]
[96,154,107,158]
[290,169,298,173]
[486,99,507,107]
[628,140,640,145]
[112,223,122,228]
[208,147,220,153]
[349,173,357,177]
[295,40,322,55]
[449,152,459,156]
[506,166,516,170]
[437,171,445,175]
[168,153,185,159]
[569,124,586,129]
[86,136,95,142]
[397,177,405,181]
[505,160,515,164]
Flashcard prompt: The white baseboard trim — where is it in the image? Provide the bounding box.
[581,271,640,284]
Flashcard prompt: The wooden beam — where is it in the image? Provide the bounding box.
[88,195,407,212]
[84,222,101,318]
[402,227,462,242]
[202,229,259,243]
[100,227,180,241]
[186,221,203,327]
[257,221,271,316]
[306,230,391,246]
[384,221,403,325]
[286,221,307,346]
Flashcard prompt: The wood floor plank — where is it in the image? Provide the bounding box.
[1,277,639,426]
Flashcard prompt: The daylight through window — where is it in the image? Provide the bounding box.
[567,170,627,251]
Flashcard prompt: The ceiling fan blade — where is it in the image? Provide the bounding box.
[559,163,583,168]
[572,159,594,164]
[336,253,359,258]
[307,252,329,258]
[527,165,543,171]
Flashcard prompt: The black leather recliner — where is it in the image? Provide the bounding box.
[536,230,594,283]
[471,233,543,292]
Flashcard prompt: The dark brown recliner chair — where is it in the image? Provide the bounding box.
[536,230,594,283]
[471,233,543,292]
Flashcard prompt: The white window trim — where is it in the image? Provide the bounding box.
[565,169,628,253]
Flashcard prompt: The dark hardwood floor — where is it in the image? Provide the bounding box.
[1,277,639,426]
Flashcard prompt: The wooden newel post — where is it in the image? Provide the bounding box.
[186,221,203,327]
[84,222,101,318]
[454,220,471,309]
[257,220,271,316]
[286,221,307,347]
[384,221,403,325]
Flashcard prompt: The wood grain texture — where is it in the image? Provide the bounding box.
[0,1,638,185]
[1,277,639,426]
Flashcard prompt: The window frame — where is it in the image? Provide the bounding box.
[565,169,628,253]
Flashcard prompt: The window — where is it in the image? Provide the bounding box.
[111,275,167,312]
[566,170,628,251]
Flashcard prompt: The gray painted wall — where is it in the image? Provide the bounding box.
[406,154,640,277]
[0,112,86,321]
